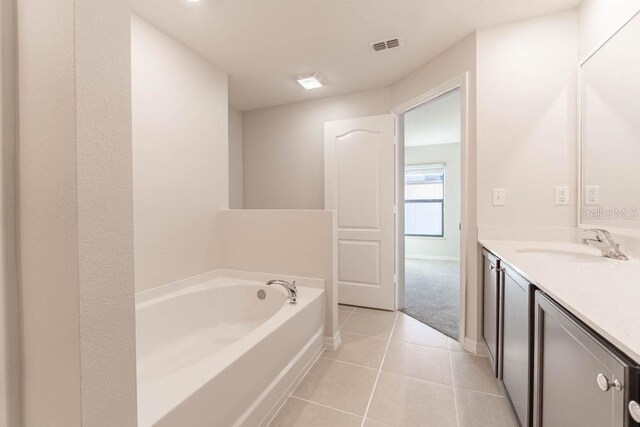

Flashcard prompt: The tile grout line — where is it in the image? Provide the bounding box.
[289,396,364,420]
[449,345,461,427]
[337,330,390,341]
[359,311,400,427]
[318,356,379,371]
[339,308,356,330]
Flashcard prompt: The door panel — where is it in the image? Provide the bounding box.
[325,115,395,310]
[336,131,380,229]
[502,268,531,427]
[534,291,634,427]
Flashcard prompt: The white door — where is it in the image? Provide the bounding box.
[324,114,396,310]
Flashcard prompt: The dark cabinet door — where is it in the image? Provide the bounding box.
[501,266,532,427]
[533,291,640,427]
[482,250,500,376]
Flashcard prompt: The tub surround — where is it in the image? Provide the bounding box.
[136,270,325,427]
[480,239,640,362]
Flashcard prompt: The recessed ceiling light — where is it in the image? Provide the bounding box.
[186,0,201,3]
[296,73,323,90]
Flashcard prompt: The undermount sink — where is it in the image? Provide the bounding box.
[514,247,607,263]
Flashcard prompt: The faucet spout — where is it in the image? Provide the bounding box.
[266,279,298,304]
[581,229,629,261]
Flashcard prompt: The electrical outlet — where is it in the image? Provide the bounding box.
[492,188,506,206]
[555,187,569,206]
[585,186,600,205]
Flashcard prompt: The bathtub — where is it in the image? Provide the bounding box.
[136,272,325,426]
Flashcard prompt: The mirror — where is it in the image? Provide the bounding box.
[580,11,640,230]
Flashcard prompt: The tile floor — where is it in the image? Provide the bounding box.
[269,305,516,427]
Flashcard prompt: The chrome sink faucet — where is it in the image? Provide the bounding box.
[582,229,629,261]
[266,279,297,304]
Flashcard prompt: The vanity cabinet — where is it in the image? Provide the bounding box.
[533,291,640,427]
[482,247,640,427]
[482,250,501,375]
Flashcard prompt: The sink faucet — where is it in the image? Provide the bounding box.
[266,279,297,304]
[581,229,629,261]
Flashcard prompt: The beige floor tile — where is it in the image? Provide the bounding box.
[338,310,353,329]
[323,332,387,368]
[341,313,396,339]
[338,304,356,313]
[382,341,452,385]
[451,352,501,395]
[354,307,397,320]
[269,397,363,427]
[292,358,377,416]
[456,388,517,427]
[367,372,457,427]
[363,419,393,427]
[391,313,449,350]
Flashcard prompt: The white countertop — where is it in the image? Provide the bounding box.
[480,239,640,363]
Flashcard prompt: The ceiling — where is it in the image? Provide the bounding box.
[405,88,460,147]
[131,0,582,111]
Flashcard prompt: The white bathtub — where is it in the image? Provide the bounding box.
[136,273,325,426]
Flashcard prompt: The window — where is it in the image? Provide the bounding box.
[405,164,445,237]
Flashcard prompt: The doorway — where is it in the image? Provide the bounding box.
[400,88,462,339]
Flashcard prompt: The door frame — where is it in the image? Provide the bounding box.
[391,72,470,343]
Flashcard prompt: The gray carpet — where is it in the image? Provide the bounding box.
[402,259,460,339]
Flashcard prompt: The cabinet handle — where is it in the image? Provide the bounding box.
[596,373,622,392]
[630,401,640,423]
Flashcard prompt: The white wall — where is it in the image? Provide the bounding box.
[218,210,338,339]
[18,0,137,424]
[0,0,19,424]
[405,144,461,260]
[476,11,578,228]
[132,15,229,292]
[243,87,391,209]
[229,106,244,209]
[578,0,640,59]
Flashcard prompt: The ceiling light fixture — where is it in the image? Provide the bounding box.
[295,73,324,90]
[186,0,201,3]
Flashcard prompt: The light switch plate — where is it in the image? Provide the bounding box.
[555,187,569,206]
[585,186,600,205]
[492,188,506,206]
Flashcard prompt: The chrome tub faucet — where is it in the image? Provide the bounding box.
[266,279,298,304]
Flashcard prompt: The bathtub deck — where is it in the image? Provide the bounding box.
[269,306,516,427]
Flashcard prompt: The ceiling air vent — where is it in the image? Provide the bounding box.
[370,37,402,53]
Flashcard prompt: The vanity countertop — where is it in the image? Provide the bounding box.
[480,239,640,363]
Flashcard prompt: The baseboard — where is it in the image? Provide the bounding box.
[239,328,324,427]
[463,338,487,356]
[406,255,460,262]
[323,331,342,351]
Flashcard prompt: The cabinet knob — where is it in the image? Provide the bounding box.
[596,373,622,392]
[630,401,640,423]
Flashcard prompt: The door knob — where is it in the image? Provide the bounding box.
[630,401,640,423]
[596,373,622,392]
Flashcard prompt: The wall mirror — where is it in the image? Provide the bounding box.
[580,10,640,231]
